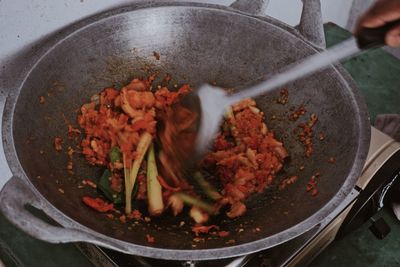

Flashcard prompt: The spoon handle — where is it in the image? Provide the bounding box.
[226,19,400,104]
[227,38,360,104]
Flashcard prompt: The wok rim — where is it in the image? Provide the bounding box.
[1,1,371,260]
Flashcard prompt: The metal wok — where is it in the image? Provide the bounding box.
[0,0,370,261]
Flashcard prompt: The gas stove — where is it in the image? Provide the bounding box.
[76,126,400,267]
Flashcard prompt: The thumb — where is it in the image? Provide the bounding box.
[386,25,400,46]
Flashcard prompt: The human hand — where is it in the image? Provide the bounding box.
[356,0,400,47]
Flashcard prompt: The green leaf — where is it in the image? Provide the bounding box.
[109,146,122,164]
[97,169,124,205]
[97,169,113,201]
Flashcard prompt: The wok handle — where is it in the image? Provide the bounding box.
[0,176,124,250]
[297,0,326,48]
[230,0,269,16]
[231,0,326,48]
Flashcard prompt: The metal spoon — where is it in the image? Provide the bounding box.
[193,20,400,155]
[161,20,400,176]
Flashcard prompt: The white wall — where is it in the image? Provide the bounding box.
[266,0,354,27]
[0,0,355,61]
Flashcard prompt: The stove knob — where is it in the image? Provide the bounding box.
[369,217,391,239]
[182,260,196,267]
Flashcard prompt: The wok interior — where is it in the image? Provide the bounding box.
[12,6,360,249]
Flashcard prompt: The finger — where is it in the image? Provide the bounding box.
[386,25,400,46]
[362,10,400,28]
[361,14,387,28]
[356,0,400,30]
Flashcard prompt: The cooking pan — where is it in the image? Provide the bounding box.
[0,0,370,261]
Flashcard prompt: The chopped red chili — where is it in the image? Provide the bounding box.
[146,234,155,243]
[54,137,62,151]
[82,196,114,212]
